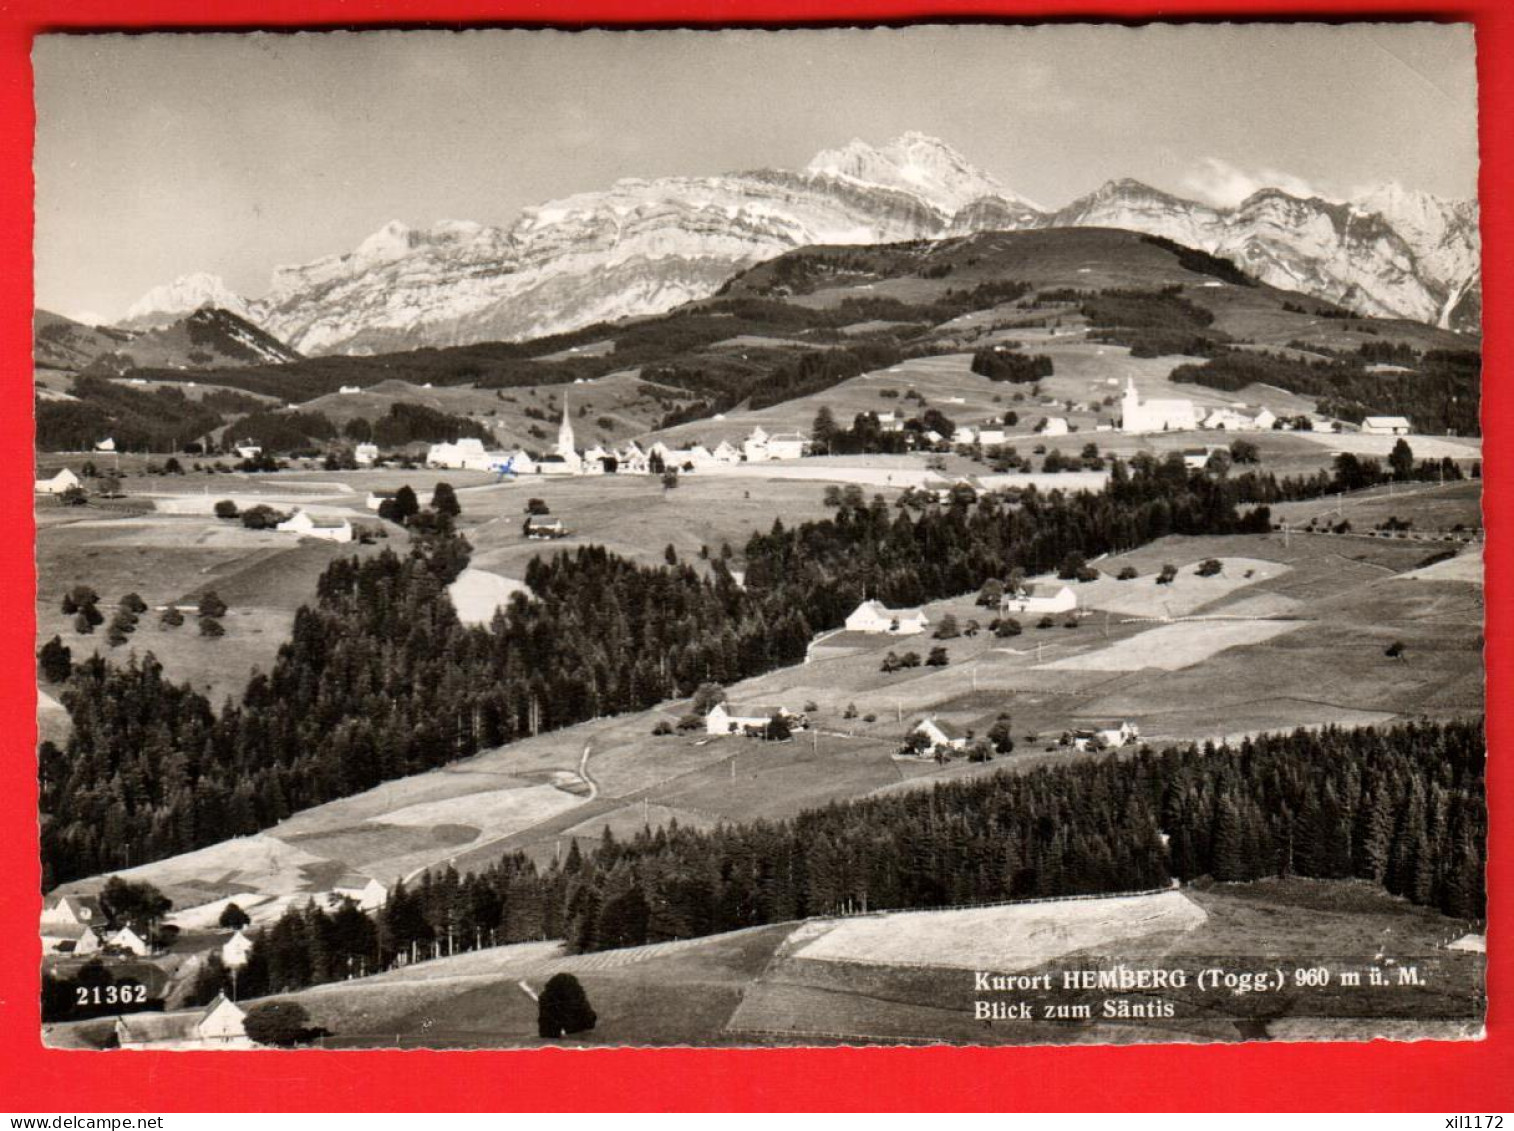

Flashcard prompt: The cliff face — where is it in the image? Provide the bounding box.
[121,135,1481,354]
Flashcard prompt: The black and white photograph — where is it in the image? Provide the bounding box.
[32,23,1484,1050]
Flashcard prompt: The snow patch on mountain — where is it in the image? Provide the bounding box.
[121,272,253,330]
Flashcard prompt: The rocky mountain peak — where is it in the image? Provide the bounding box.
[804,132,1039,215]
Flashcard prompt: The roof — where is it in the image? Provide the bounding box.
[307,515,349,529]
[1364,415,1412,427]
[526,516,564,527]
[917,717,968,740]
[853,600,926,620]
[46,893,102,918]
[718,703,785,718]
[333,874,384,892]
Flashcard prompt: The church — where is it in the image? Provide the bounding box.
[1119,376,1198,434]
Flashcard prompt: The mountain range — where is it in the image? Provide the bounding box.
[36,305,302,373]
[116,133,1481,356]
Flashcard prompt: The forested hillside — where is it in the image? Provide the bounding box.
[180,718,1484,1002]
[40,460,1271,885]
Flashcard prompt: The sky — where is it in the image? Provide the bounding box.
[33,23,1479,322]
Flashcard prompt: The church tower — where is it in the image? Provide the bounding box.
[557,397,577,461]
[1121,376,1142,432]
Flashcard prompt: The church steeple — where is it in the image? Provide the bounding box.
[557,396,576,460]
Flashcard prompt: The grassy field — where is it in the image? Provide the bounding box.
[34,508,391,705]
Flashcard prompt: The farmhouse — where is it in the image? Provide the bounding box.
[1362,416,1413,436]
[331,875,389,911]
[741,426,771,462]
[338,385,362,395]
[1040,417,1070,437]
[617,441,649,474]
[354,442,379,465]
[845,599,929,635]
[977,428,1007,446]
[94,438,116,453]
[106,926,152,957]
[221,929,254,969]
[34,468,80,495]
[1070,721,1141,751]
[706,702,790,736]
[115,993,251,1050]
[953,426,977,445]
[712,439,742,464]
[525,516,568,540]
[277,511,354,543]
[582,444,612,473]
[1003,583,1078,616]
[427,438,512,471]
[234,443,262,460]
[910,717,969,753]
[41,922,102,956]
[1121,377,1198,433]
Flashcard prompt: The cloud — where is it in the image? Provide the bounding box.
[1179,157,1339,209]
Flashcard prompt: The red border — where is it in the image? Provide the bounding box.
[1,0,1508,1112]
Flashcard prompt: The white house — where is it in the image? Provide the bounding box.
[1040,417,1070,437]
[582,444,611,473]
[331,875,389,912]
[497,450,535,475]
[220,929,254,970]
[1362,416,1413,436]
[94,437,117,453]
[706,702,788,736]
[741,426,771,462]
[910,717,969,753]
[338,385,362,395]
[845,599,929,635]
[1071,721,1140,751]
[1121,377,1198,433]
[952,426,978,446]
[976,428,1007,446]
[41,922,102,956]
[618,441,649,474]
[525,516,568,539]
[116,994,251,1050]
[537,455,577,476]
[34,468,81,495]
[427,438,500,471]
[277,511,354,543]
[106,926,152,957]
[1003,583,1078,616]
[354,443,379,465]
[712,440,742,464]
[1202,407,1276,432]
[233,444,262,460]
